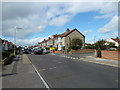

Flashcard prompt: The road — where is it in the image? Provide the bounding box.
[27,54,118,88]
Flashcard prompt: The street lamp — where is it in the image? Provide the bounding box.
[14,26,22,56]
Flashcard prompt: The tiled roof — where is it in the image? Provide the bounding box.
[111,37,120,43]
[59,29,75,37]
[39,28,84,44]
[2,39,14,46]
[7,42,13,46]
[85,43,92,46]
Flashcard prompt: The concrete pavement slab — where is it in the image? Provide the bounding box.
[22,54,31,64]
[2,54,46,88]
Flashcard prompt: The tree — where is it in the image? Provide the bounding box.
[108,42,115,48]
[95,39,106,50]
[85,45,94,49]
[70,38,83,50]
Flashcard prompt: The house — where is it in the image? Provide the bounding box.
[85,43,93,46]
[0,38,2,52]
[39,28,85,50]
[1,39,15,52]
[106,37,120,47]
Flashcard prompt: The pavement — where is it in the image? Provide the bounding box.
[52,53,119,67]
[1,54,47,88]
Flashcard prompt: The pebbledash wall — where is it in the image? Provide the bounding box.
[100,50,119,60]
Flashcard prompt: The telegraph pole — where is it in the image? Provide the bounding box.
[94,36,96,56]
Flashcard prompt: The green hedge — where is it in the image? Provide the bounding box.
[2,51,14,65]
[2,52,11,59]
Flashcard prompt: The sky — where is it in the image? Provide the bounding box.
[1,0,119,46]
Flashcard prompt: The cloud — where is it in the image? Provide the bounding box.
[16,37,48,46]
[94,14,114,19]
[49,14,73,26]
[4,37,48,46]
[98,16,118,33]
[83,30,92,35]
[2,2,118,45]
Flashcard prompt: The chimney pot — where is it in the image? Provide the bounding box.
[66,28,70,32]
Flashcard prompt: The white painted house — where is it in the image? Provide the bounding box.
[106,37,120,47]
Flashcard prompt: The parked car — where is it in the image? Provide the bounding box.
[23,49,29,54]
[42,47,50,54]
[109,48,117,50]
[34,48,43,54]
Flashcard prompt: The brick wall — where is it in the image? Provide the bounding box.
[69,49,95,54]
[100,50,119,60]
[54,49,95,54]
[54,50,63,54]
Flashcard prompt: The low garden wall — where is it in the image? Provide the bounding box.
[54,50,63,54]
[54,49,95,54]
[69,49,95,54]
[100,50,119,60]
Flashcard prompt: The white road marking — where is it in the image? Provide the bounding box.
[55,55,119,67]
[53,67,57,68]
[31,64,50,89]
[39,69,46,71]
[115,80,118,82]
[49,68,53,70]
[58,62,62,63]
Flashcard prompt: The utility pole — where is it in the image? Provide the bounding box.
[14,27,16,56]
[94,36,96,49]
[94,36,96,56]
[14,26,22,56]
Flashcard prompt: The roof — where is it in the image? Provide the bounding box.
[111,37,120,43]
[60,28,85,37]
[59,29,75,37]
[85,43,93,46]
[39,28,85,44]
[7,42,13,46]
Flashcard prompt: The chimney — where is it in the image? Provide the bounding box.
[66,28,70,32]
[44,39,46,41]
[116,37,119,39]
[53,34,57,38]
[48,37,51,39]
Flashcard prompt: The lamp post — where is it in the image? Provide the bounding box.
[14,26,22,56]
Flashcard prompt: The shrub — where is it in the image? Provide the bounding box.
[2,51,14,65]
[71,38,83,50]
[85,45,94,49]
[62,46,65,50]
[97,49,102,58]
[95,39,107,50]
[2,52,11,59]
[70,45,81,50]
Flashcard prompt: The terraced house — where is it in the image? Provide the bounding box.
[39,28,85,50]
